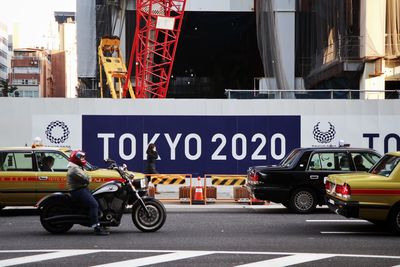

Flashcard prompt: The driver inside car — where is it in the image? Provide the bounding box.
[67,150,109,235]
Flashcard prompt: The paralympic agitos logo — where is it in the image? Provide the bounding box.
[313,122,336,144]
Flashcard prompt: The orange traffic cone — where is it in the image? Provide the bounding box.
[250,197,266,205]
[193,176,204,204]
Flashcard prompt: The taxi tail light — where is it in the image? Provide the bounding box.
[247,171,260,184]
[250,172,259,182]
[335,183,351,198]
[325,180,331,191]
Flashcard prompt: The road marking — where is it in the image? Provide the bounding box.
[235,253,334,267]
[0,249,399,266]
[306,219,368,223]
[320,231,388,235]
[0,250,98,267]
[92,251,213,267]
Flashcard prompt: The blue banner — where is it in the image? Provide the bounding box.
[82,115,301,175]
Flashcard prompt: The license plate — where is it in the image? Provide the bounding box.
[328,199,335,205]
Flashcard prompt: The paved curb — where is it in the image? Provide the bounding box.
[164,203,286,212]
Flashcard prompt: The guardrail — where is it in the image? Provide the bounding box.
[225,89,400,100]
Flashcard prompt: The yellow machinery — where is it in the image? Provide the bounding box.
[98,36,135,98]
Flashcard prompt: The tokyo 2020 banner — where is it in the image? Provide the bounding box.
[82,115,301,175]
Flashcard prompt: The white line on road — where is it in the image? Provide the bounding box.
[0,250,98,267]
[91,251,214,267]
[0,249,399,267]
[235,253,334,267]
[306,219,368,223]
[320,231,388,235]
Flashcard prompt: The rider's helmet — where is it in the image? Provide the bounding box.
[69,150,87,167]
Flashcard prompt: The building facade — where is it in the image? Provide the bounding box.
[9,48,52,97]
[295,0,400,99]
[54,12,77,98]
[76,0,262,98]
[0,21,9,82]
[75,0,400,99]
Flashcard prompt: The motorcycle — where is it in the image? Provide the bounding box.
[37,160,166,234]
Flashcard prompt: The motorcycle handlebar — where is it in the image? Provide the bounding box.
[105,159,135,182]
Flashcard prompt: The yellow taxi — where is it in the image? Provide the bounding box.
[0,146,146,209]
[325,152,400,233]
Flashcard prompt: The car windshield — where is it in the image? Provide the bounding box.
[280,149,300,167]
[370,155,400,177]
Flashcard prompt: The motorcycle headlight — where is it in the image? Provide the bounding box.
[133,178,147,189]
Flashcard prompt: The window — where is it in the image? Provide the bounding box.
[308,152,340,171]
[338,153,351,171]
[0,63,7,72]
[370,155,400,177]
[308,153,322,170]
[351,152,380,171]
[35,152,69,172]
[13,67,40,74]
[280,148,301,167]
[0,152,33,171]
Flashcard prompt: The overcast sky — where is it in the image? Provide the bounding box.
[1,0,76,48]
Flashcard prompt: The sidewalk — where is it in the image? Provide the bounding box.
[151,186,281,212]
[164,202,285,212]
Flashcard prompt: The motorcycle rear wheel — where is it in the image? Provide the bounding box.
[40,202,73,234]
[132,199,166,232]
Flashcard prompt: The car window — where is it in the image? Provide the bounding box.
[359,152,380,167]
[308,153,322,170]
[338,153,351,171]
[370,155,400,177]
[351,152,377,171]
[36,152,69,172]
[308,153,338,171]
[0,152,33,171]
[280,148,301,167]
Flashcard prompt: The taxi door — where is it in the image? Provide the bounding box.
[307,152,351,194]
[34,151,69,201]
[0,151,38,206]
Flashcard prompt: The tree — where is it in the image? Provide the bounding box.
[0,79,18,97]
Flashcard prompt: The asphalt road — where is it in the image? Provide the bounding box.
[0,205,399,266]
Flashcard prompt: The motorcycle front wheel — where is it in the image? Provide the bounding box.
[40,202,73,234]
[131,199,166,232]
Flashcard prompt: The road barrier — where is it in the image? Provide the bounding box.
[205,174,250,203]
[147,174,193,204]
[210,175,246,186]
[146,174,265,205]
[151,175,186,185]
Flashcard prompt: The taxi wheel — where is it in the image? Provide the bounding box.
[289,188,316,214]
[389,205,400,234]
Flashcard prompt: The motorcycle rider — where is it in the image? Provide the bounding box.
[67,150,109,235]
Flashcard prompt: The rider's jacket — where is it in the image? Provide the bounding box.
[67,162,90,191]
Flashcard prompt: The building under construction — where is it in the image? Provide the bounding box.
[76,0,400,99]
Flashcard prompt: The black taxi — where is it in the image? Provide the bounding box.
[246,146,381,213]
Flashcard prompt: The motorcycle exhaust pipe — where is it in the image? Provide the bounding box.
[43,214,89,224]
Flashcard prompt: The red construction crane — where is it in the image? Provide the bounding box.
[123,0,187,98]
